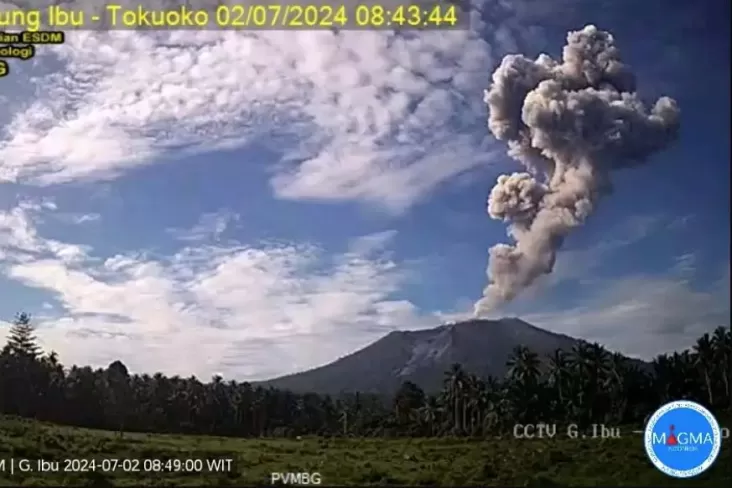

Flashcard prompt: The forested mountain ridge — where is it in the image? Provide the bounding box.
[0,312,729,439]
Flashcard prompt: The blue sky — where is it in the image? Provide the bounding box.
[0,0,728,380]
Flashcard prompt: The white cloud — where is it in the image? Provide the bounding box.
[506,214,728,358]
[167,209,239,243]
[0,5,548,376]
[0,1,533,212]
[66,213,101,225]
[0,200,91,263]
[667,214,695,231]
[0,202,439,380]
[671,252,697,277]
[347,229,397,254]
[522,266,730,359]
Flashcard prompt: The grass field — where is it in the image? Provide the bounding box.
[1,415,729,486]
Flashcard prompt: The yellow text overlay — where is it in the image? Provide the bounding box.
[0,3,466,30]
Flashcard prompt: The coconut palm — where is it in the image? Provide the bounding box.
[693,333,716,406]
[712,326,731,407]
[547,349,571,419]
[0,311,729,440]
[443,363,466,433]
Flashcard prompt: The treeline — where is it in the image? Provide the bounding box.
[0,313,729,437]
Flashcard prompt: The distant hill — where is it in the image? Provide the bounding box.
[260,318,589,395]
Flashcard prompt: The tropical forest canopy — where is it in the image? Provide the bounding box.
[0,313,729,437]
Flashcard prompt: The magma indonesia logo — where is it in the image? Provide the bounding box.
[644,400,722,478]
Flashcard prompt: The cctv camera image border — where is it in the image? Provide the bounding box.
[0,30,65,78]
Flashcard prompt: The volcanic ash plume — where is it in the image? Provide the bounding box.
[474,25,680,316]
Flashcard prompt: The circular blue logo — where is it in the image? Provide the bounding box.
[644,400,721,478]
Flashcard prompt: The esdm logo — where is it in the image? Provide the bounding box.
[644,400,721,478]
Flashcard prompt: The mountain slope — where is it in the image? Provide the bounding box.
[261,318,583,395]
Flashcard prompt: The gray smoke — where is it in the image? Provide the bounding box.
[474,25,680,316]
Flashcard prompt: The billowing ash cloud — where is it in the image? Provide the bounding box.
[474,25,680,316]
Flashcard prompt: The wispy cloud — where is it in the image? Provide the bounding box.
[501,213,729,358]
[68,213,100,224]
[666,214,695,231]
[0,202,442,379]
[522,263,730,359]
[348,230,398,254]
[0,1,537,212]
[671,252,697,278]
[167,209,239,243]
[46,211,102,225]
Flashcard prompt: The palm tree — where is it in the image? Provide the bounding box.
[478,376,506,434]
[693,333,716,406]
[607,352,629,422]
[570,342,610,423]
[652,354,674,403]
[506,346,541,384]
[547,349,570,419]
[712,326,731,407]
[339,407,349,435]
[505,346,542,423]
[418,396,440,436]
[443,363,466,433]
[394,381,425,427]
[2,308,730,441]
[464,374,483,434]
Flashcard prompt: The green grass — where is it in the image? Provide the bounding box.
[0,415,729,486]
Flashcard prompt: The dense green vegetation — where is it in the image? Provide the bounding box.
[0,312,730,485]
[0,413,729,486]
